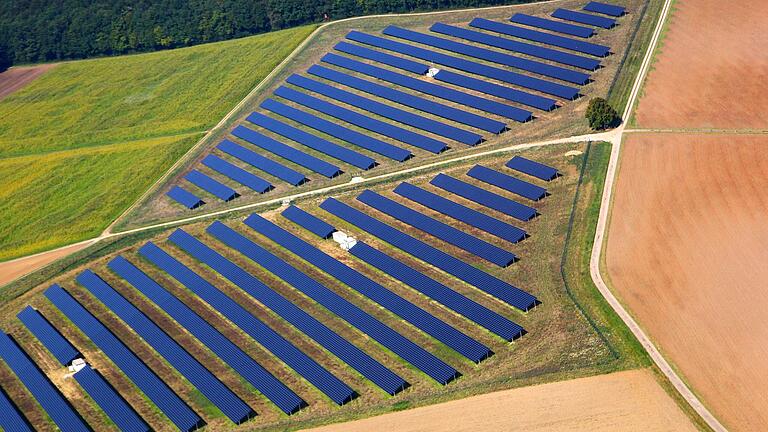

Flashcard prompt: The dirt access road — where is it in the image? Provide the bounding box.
[0,64,56,100]
[304,369,696,432]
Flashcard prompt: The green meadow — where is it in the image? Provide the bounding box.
[0,25,315,261]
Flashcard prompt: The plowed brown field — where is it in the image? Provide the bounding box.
[634,0,768,129]
[0,64,55,100]
[606,133,768,431]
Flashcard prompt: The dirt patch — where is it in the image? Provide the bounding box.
[606,133,768,432]
[634,0,768,129]
[0,64,56,100]
[0,241,94,287]
[303,369,695,432]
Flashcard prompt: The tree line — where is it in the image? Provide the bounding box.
[0,0,530,69]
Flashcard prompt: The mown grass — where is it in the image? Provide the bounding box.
[0,25,316,262]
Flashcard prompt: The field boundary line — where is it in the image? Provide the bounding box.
[624,128,768,134]
[590,0,728,428]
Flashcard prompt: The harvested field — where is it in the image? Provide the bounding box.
[0,64,56,100]
[634,0,768,129]
[303,368,696,432]
[0,240,94,287]
[606,133,768,432]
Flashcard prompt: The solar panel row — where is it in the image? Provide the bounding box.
[208,221,460,385]
[510,13,595,38]
[584,1,626,17]
[467,165,547,201]
[345,30,580,100]
[434,69,556,111]
[431,174,538,221]
[281,205,336,239]
[232,125,342,178]
[470,18,610,57]
[506,155,560,181]
[76,269,256,424]
[73,365,150,432]
[275,86,448,154]
[310,61,506,133]
[348,241,525,341]
[430,22,600,71]
[323,51,534,120]
[217,139,307,186]
[356,190,517,267]
[17,306,81,366]
[44,284,203,432]
[261,98,412,162]
[185,170,239,202]
[287,73,483,146]
[106,257,306,415]
[138,242,357,406]
[383,25,591,85]
[393,182,527,244]
[201,154,273,193]
[167,229,408,395]
[552,8,616,29]
[0,386,32,432]
[319,198,539,311]
[334,41,429,74]
[167,186,205,209]
[242,214,492,363]
[0,331,90,431]
[246,112,376,170]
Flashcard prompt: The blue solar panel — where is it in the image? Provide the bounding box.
[44,284,202,432]
[334,41,430,74]
[208,221,460,385]
[510,13,595,38]
[467,165,547,201]
[0,386,32,432]
[232,125,342,178]
[310,60,505,133]
[274,86,447,154]
[506,155,560,181]
[346,30,579,99]
[217,139,307,186]
[0,331,89,432]
[434,69,557,110]
[242,215,491,364]
[201,154,272,193]
[382,26,590,85]
[137,242,357,406]
[77,268,256,424]
[17,306,81,366]
[167,229,408,395]
[246,112,376,170]
[430,22,600,71]
[261,98,412,162]
[281,205,336,239]
[322,52,533,121]
[431,174,537,222]
[287,74,483,146]
[167,185,204,209]
[185,170,239,201]
[105,257,304,416]
[393,182,527,244]
[470,18,610,57]
[73,365,150,432]
[319,198,539,311]
[552,8,616,29]
[584,1,626,17]
[348,242,525,341]
[356,190,516,267]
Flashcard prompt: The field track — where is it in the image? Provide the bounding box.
[0,64,55,100]
[303,369,696,432]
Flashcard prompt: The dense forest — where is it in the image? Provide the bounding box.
[0,0,529,68]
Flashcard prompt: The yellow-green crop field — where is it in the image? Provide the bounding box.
[0,25,316,261]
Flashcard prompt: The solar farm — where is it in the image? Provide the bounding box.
[0,0,682,431]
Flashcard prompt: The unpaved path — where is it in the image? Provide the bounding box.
[0,239,94,286]
[303,369,696,432]
[0,64,56,100]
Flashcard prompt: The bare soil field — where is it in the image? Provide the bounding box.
[634,0,768,129]
[0,241,94,287]
[304,368,695,432]
[606,133,768,431]
[0,64,56,100]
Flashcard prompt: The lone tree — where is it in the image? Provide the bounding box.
[585,97,619,130]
